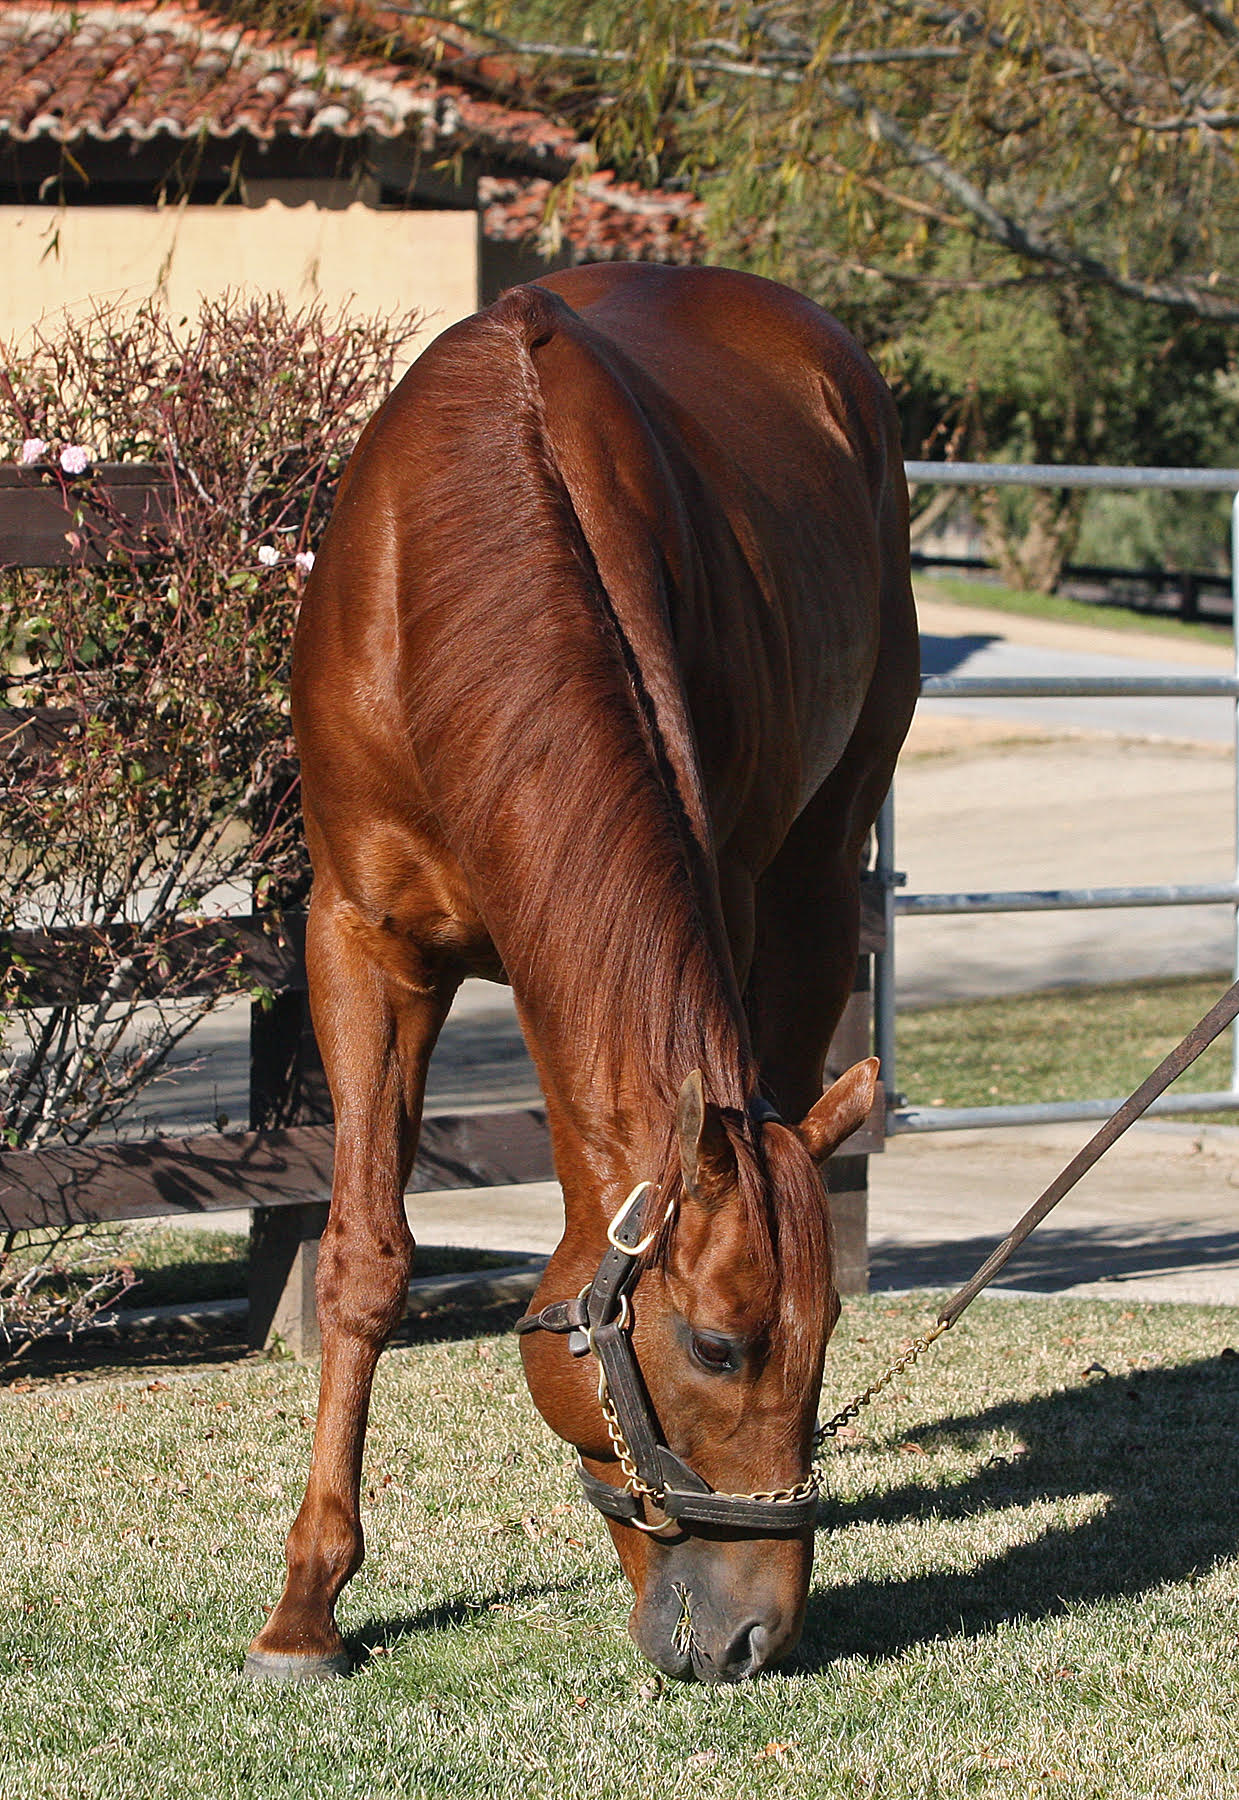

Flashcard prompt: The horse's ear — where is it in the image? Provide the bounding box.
[795,1058,880,1164]
[677,1068,737,1203]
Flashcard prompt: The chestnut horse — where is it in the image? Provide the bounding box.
[244,263,918,1685]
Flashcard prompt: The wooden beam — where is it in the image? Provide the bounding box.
[0,463,170,567]
[0,1087,883,1233]
[0,1104,556,1232]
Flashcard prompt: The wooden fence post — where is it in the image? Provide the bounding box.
[247,981,332,1355]
[247,1199,331,1359]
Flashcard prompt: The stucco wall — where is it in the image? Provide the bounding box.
[0,196,478,356]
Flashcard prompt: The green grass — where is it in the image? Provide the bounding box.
[899,973,1239,1122]
[4,1295,1239,1798]
[916,573,1232,649]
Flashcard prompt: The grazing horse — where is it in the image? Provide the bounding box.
[244,262,918,1685]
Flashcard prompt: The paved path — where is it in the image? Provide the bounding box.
[189,1112,1239,1305]
[869,1119,1239,1304]
[192,1110,1239,1305]
[919,593,1234,742]
[892,732,1233,1005]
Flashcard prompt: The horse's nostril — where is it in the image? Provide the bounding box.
[721,1621,774,1681]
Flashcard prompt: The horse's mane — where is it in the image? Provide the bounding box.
[389,293,830,1381]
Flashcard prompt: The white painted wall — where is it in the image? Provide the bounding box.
[0,195,478,359]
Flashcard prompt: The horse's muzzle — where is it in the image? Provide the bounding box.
[629,1564,803,1682]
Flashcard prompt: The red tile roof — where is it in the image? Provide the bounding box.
[0,2,704,258]
[480,172,705,266]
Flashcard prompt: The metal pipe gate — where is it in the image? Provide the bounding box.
[876,463,1239,1135]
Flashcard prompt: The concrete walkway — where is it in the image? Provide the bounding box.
[192,1111,1239,1306]
[367,1106,1239,1307]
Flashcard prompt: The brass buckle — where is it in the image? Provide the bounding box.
[606,1180,660,1256]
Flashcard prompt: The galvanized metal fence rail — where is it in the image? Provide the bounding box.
[877,463,1239,1135]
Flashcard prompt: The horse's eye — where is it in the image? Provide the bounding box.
[689,1331,738,1374]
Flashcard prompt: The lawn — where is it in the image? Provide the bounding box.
[898,973,1239,1123]
[4,1294,1239,1800]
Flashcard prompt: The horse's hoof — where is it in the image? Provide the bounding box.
[242,1648,352,1683]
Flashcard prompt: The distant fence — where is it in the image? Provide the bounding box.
[881,462,1239,1134]
[911,548,1232,623]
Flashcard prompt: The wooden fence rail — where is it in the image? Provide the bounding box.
[1,465,887,1355]
[0,462,169,566]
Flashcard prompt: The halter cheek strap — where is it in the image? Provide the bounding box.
[515,1146,821,1537]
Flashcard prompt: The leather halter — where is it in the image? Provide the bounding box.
[515,1099,820,1537]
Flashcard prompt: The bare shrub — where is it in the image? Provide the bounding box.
[0,293,417,1344]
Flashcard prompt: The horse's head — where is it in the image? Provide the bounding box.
[519,1057,878,1681]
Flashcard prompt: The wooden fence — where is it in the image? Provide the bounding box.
[1,463,886,1355]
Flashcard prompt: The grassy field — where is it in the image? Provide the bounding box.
[899,973,1239,1123]
[4,1295,1239,1799]
[916,573,1232,649]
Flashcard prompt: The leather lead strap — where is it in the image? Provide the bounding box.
[936,975,1239,1330]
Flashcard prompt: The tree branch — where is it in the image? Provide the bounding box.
[1180,0,1239,44]
[817,72,1239,319]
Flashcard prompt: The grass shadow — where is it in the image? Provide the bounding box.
[799,1353,1239,1667]
[3,1298,530,1387]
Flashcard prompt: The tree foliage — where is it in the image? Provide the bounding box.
[895,278,1239,585]
[0,294,415,1345]
[464,0,1239,324]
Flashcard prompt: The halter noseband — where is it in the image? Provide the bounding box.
[515,1100,821,1537]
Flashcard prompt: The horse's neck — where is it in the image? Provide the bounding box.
[513,954,748,1243]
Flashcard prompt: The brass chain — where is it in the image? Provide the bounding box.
[590,1311,818,1516]
[814,1320,951,1446]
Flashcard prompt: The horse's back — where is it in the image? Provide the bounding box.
[521,264,917,848]
[536,261,897,493]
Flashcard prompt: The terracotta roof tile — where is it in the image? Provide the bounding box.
[0,3,574,155]
[0,1,704,260]
[479,173,705,265]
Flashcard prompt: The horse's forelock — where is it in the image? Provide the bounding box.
[646,1109,832,1397]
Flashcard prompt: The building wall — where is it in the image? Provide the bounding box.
[0,192,478,358]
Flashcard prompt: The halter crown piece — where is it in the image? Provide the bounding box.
[516,1160,822,1537]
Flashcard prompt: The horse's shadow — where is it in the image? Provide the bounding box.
[352,1576,599,1659]
[796,1353,1239,1668]
[917,631,1001,679]
[347,1356,1239,1673]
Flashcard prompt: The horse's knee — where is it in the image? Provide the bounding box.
[315,1221,414,1344]
[286,1491,365,1595]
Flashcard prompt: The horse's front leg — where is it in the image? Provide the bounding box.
[245,892,456,1681]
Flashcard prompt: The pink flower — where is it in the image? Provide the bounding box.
[59,445,91,475]
[294,550,315,576]
[257,544,280,567]
[19,438,48,464]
